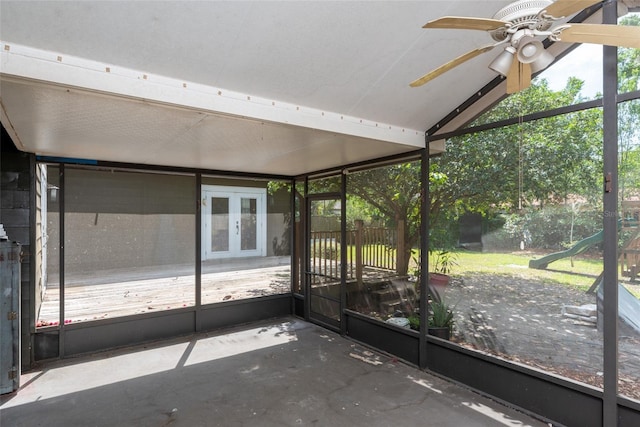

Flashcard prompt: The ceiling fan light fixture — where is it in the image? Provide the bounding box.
[413,0,640,92]
[516,36,544,63]
[530,49,555,73]
[489,46,516,76]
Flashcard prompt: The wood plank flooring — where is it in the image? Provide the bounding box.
[38,260,291,326]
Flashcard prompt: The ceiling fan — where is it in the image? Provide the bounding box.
[410,0,640,93]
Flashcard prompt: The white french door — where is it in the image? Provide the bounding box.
[202,185,266,260]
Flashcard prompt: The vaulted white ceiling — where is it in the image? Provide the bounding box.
[0,1,612,175]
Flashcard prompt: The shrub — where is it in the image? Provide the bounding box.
[482,206,602,251]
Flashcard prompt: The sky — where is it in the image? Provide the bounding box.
[537,43,603,98]
[538,12,639,99]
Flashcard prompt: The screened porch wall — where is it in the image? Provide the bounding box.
[36,165,293,329]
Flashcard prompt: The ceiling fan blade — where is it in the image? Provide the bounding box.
[423,16,507,31]
[557,23,640,48]
[544,0,601,18]
[410,45,496,87]
[506,61,532,94]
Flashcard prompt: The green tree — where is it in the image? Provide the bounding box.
[346,161,421,275]
[329,81,604,272]
[431,79,603,224]
[288,26,638,269]
[618,15,640,201]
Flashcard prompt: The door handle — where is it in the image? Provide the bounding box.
[236,221,239,235]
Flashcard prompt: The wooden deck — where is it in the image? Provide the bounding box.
[37,257,291,326]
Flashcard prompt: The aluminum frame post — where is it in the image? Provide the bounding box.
[602,1,619,425]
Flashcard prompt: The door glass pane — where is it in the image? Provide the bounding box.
[345,160,421,331]
[308,175,341,194]
[293,181,305,294]
[212,197,229,252]
[241,197,257,251]
[308,198,342,327]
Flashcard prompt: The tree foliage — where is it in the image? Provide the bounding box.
[431,82,603,225]
[297,21,640,266]
[618,15,640,200]
[346,161,421,274]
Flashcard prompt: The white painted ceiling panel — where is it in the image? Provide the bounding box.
[0,1,591,175]
[1,79,409,175]
[1,1,510,128]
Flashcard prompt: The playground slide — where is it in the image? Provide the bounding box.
[528,230,603,270]
[597,283,640,334]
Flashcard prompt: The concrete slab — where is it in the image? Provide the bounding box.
[1,318,549,427]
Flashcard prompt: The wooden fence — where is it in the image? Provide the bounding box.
[309,220,404,283]
[621,201,640,281]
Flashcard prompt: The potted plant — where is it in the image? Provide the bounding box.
[428,250,458,296]
[428,299,455,340]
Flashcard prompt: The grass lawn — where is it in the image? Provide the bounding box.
[345,244,639,298]
[432,250,640,298]
[439,250,603,292]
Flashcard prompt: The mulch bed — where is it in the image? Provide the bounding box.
[444,274,640,401]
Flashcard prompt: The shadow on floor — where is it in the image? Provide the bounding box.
[1,317,549,427]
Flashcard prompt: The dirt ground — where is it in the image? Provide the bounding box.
[443,273,640,400]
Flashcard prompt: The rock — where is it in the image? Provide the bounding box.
[386,317,410,328]
[562,304,597,324]
[562,304,597,317]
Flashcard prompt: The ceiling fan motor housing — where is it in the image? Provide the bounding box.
[490,0,554,41]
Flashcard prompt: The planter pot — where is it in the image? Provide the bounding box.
[428,272,449,298]
[429,272,449,286]
[428,326,450,340]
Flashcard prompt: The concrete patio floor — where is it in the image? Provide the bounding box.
[0,317,550,427]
